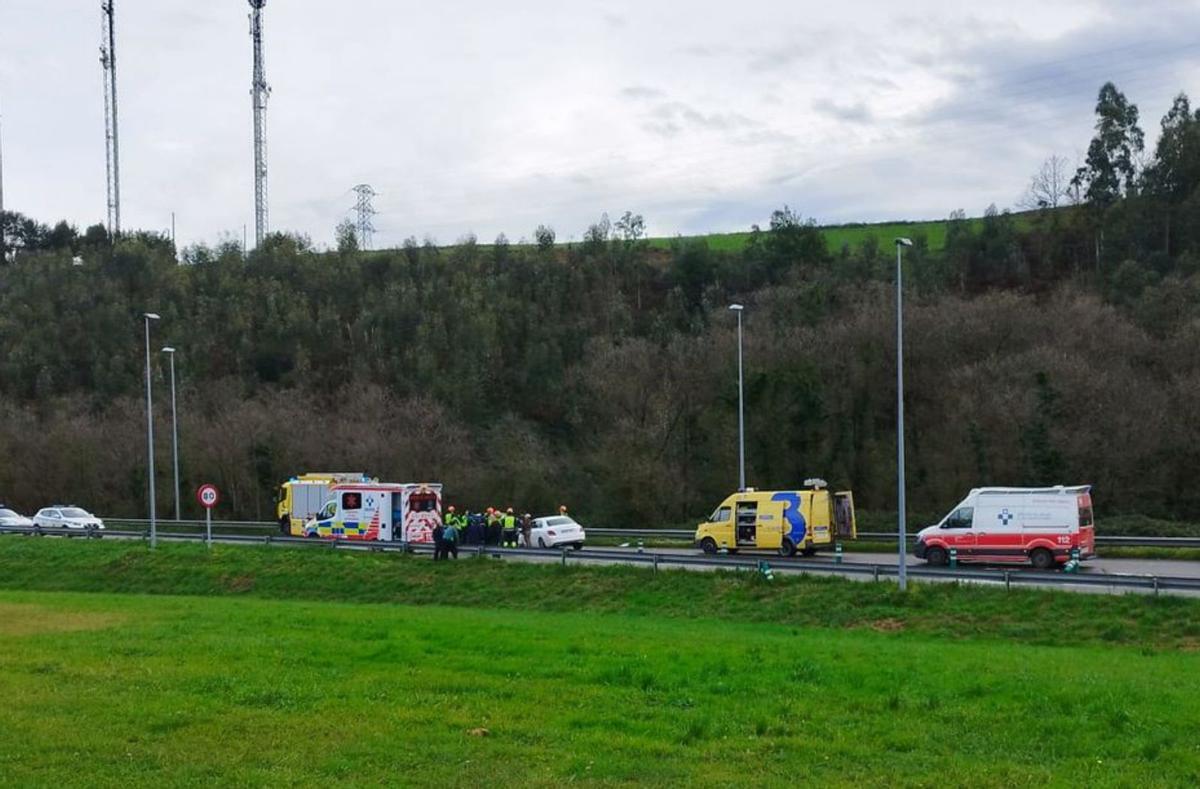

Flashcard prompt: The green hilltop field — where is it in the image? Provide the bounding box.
[645,214,1032,254]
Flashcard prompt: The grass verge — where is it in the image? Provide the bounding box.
[2,539,1200,785]
[1,538,1199,651]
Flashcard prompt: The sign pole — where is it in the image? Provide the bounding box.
[196,484,220,550]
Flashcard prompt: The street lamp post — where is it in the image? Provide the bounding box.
[729,304,746,491]
[894,239,913,591]
[162,346,180,522]
[143,312,161,548]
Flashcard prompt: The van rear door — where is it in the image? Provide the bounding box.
[1077,491,1096,558]
[834,492,856,540]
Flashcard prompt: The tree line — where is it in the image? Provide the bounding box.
[2,82,1200,526]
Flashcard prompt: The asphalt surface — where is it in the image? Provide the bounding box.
[597,546,1200,579]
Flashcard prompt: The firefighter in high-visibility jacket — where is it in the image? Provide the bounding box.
[503,508,518,548]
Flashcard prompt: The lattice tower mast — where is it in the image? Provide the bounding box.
[353,185,377,250]
[249,0,270,247]
[100,1,121,236]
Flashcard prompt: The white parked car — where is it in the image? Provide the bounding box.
[530,515,586,550]
[33,506,105,532]
[0,506,35,528]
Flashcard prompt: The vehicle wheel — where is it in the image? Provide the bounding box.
[279,518,290,536]
[538,538,547,549]
[926,546,948,567]
[1030,548,1055,571]
[700,537,717,555]
[572,543,583,551]
[779,538,796,558]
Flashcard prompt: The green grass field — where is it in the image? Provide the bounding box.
[643,211,1052,255]
[2,539,1199,786]
[648,219,960,254]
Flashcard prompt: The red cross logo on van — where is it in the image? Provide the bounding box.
[998,509,1014,526]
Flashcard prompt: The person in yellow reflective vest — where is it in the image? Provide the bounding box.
[503,508,518,548]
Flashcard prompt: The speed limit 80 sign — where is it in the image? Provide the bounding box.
[196,484,221,510]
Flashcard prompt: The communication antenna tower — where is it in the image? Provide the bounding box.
[100,1,121,237]
[1,103,6,260]
[249,0,270,247]
[352,185,378,250]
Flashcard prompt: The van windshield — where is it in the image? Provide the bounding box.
[709,507,731,523]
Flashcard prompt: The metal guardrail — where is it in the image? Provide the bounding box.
[104,518,277,531]
[94,520,1200,548]
[3,525,1199,595]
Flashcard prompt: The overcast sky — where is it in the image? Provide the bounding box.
[3,0,1200,249]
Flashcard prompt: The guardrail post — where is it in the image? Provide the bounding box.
[835,543,843,564]
[637,539,644,554]
[1153,577,1160,596]
[653,555,660,574]
[561,547,568,567]
[873,566,880,583]
[949,548,958,569]
[1005,570,1011,592]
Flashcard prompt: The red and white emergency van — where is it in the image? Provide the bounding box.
[302,482,442,543]
[914,486,1095,570]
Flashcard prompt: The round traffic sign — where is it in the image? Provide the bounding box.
[196,484,221,510]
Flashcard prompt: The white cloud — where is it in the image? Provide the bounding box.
[1,0,1198,248]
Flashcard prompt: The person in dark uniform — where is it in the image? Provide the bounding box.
[432,520,446,560]
[442,517,460,560]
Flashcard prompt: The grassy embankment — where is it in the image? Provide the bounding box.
[649,219,958,254]
[1,538,1199,785]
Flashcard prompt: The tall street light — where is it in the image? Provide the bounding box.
[894,239,913,592]
[143,312,161,548]
[729,304,746,492]
[162,346,180,522]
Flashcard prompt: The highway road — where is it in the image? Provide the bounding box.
[593,545,1200,579]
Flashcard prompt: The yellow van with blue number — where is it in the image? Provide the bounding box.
[694,480,856,556]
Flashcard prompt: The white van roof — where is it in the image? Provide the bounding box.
[971,486,1091,496]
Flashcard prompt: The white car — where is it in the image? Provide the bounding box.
[530,515,586,550]
[0,506,35,529]
[33,506,105,532]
